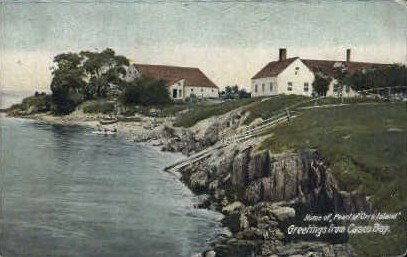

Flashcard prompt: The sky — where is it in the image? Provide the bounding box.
[0,0,406,92]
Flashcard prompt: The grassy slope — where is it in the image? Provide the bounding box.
[242,95,309,124]
[174,98,258,127]
[174,95,315,128]
[243,95,381,125]
[259,102,406,256]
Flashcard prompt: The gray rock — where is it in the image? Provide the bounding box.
[270,206,296,221]
[239,213,249,230]
[222,201,244,214]
[203,250,216,257]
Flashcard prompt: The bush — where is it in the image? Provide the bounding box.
[21,94,52,111]
[81,99,115,114]
[7,94,52,115]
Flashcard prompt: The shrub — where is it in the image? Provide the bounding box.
[21,94,52,111]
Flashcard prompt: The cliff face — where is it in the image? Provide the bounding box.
[185,144,371,213]
[179,141,371,257]
[231,149,371,214]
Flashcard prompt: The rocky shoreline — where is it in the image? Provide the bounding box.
[5,109,371,257]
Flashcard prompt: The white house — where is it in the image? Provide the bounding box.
[126,64,219,100]
[251,49,389,98]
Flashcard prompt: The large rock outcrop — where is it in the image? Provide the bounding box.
[160,109,249,155]
[178,141,371,257]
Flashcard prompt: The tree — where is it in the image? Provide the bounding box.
[238,88,251,99]
[221,84,250,99]
[312,72,332,96]
[346,64,407,92]
[120,77,171,106]
[80,48,130,98]
[48,48,130,114]
[50,52,86,114]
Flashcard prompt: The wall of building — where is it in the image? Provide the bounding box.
[184,86,219,99]
[168,80,185,100]
[125,65,141,82]
[126,65,219,100]
[251,59,314,97]
[276,59,315,96]
[325,79,359,98]
[251,77,278,97]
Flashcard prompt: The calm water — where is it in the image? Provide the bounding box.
[0,115,222,257]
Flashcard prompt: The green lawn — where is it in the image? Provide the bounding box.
[241,95,311,124]
[259,102,406,256]
[242,95,382,125]
[80,99,115,114]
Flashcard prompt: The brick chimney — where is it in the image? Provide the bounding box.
[279,48,287,62]
[346,49,351,62]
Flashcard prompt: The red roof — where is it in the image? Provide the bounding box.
[302,59,390,77]
[252,58,390,79]
[252,57,299,79]
[132,64,218,89]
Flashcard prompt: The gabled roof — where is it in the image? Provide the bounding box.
[252,57,391,80]
[252,57,299,79]
[132,64,218,89]
[302,59,390,77]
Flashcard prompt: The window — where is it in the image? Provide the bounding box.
[212,89,214,92]
[295,67,300,75]
[269,83,273,91]
[345,85,350,93]
[178,89,182,97]
[255,84,258,93]
[191,88,194,92]
[304,82,309,92]
[287,82,293,91]
[262,83,265,92]
[201,88,204,92]
[172,89,177,98]
[333,84,339,93]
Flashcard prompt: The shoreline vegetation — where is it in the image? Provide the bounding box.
[3,49,407,257]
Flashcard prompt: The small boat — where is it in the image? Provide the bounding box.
[100,119,118,125]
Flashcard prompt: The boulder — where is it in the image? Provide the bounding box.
[203,250,216,257]
[270,206,296,221]
[222,201,244,214]
[239,213,249,230]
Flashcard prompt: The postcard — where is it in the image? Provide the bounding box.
[0,1,405,256]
